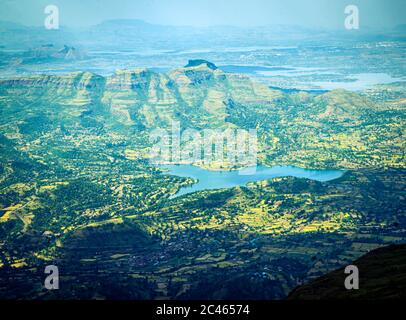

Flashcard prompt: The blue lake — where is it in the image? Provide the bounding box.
[160,165,345,198]
[222,65,405,92]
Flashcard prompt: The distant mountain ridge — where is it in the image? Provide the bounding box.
[22,44,86,62]
[1,19,405,50]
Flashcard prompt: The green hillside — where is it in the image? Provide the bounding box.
[0,61,405,299]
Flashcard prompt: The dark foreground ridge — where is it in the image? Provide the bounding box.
[288,244,406,300]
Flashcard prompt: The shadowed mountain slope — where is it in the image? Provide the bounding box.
[288,244,406,300]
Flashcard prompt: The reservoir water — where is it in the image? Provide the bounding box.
[160,165,345,198]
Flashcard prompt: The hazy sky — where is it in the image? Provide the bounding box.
[0,0,405,29]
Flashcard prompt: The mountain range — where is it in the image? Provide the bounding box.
[0,60,405,299]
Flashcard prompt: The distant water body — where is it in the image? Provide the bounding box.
[310,73,405,91]
[160,165,345,198]
[221,65,404,92]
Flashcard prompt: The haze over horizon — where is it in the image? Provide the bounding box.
[0,0,405,30]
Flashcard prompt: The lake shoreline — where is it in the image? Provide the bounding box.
[159,164,346,198]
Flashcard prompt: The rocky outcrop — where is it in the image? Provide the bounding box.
[185,59,218,70]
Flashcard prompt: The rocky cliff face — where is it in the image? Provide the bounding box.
[0,63,280,127]
[97,62,280,129]
[0,62,404,169]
